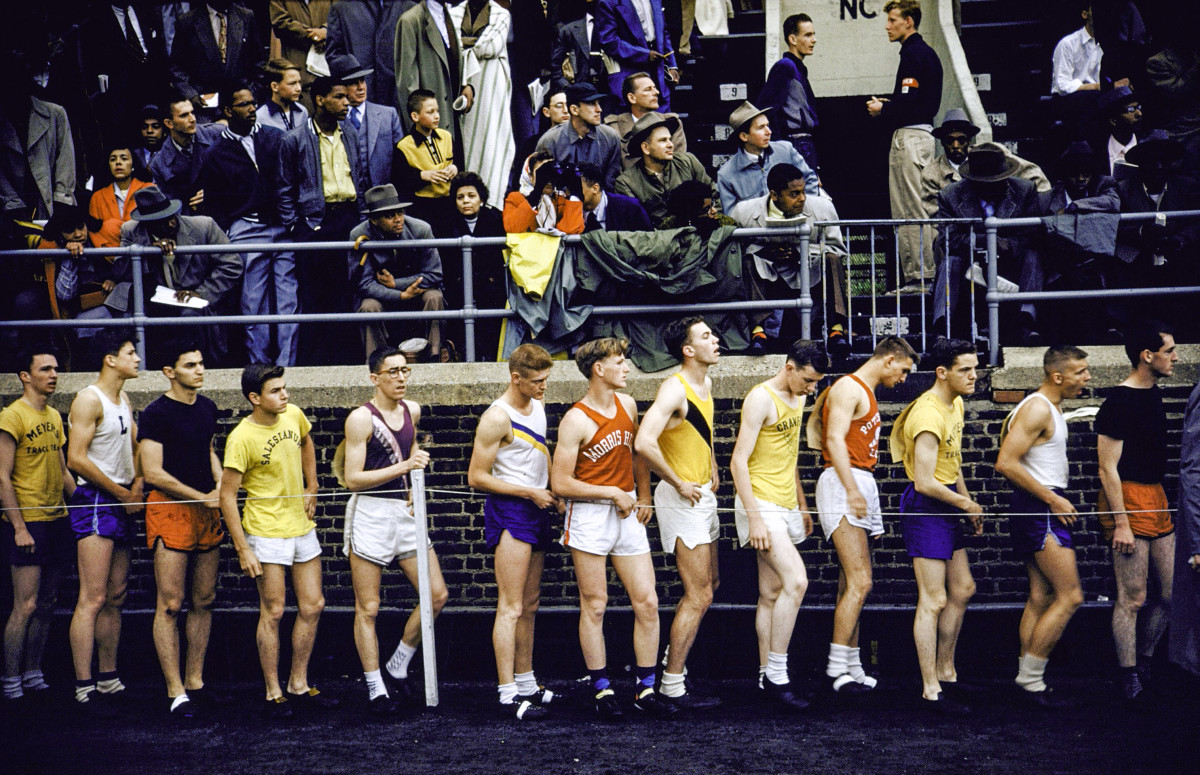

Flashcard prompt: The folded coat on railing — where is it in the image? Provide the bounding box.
[1041,212,1120,257]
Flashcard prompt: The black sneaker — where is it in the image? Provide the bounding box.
[368,695,400,718]
[518,686,555,706]
[264,696,293,719]
[1018,686,1068,710]
[594,688,624,719]
[632,686,678,717]
[661,690,722,711]
[1120,671,1144,703]
[922,692,971,716]
[287,686,340,710]
[510,699,548,720]
[763,679,811,713]
[830,673,873,694]
[169,697,196,720]
[188,685,233,707]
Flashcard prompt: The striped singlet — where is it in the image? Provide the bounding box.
[490,398,550,489]
[362,401,414,499]
[747,382,806,508]
[571,398,635,491]
[658,373,714,484]
[821,374,881,472]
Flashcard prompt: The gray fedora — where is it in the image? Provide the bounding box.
[330,53,374,84]
[932,108,981,140]
[728,101,770,134]
[364,184,412,215]
[130,186,182,221]
[959,146,1020,183]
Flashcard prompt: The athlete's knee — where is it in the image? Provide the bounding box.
[919,588,948,614]
[1059,586,1084,612]
[710,573,721,595]
[630,589,659,621]
[105,586,128,610]
[951,576,977,604]
[845,570,872,600]
[76,588,107,614]
[297,594,325,620]
[191,587,216,613]
[355,596,381,622]
[580,592,608,622]
[1117,587,1146,612]
[496,597,524,625]
[10,595,38,622]
[430,583,449,615]
[157,590,185,616]
[684,582,714,612]
[260,598,286,624]
[780,574,808,602]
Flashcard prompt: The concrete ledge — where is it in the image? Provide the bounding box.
[993,344,1200,392]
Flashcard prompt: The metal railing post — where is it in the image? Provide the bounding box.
[985,218,1000,365]
[798,222,812,339]
[461,235,476,362]
[130,246,148,364]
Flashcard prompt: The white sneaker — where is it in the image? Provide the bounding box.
[965,263,1019,293]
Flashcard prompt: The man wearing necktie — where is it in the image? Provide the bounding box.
[337,55,405,195]
[168,2,265,117]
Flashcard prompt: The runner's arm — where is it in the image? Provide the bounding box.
[1097,434,1135,552]
[911,431,978,512]
[633,378,694,497]
[626,394,654,524]
[957,471,982,535]
[551,408,633,514]
[467,406,557,508]
[995,400,1077,522]
[219,466,260,578]
[140,438,212,502]
[66,390,136,503]
[730,387,772,550]
[823,379,867,514]
[59,447,76,499]
[301,432,318,518]
[343,407,425,491]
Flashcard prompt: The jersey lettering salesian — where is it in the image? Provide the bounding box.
[571,399,635,491]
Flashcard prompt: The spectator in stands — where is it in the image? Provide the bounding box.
[113,186,243,363]
[1092,0,1149,89]
[88,141,153,248]
[200,81,297,367]
[535,83,623,189]
[326,0,411,112]
[579,162,652,232]
[551,0,599,94]
[395,89,458,235]
[268,0,331,89]
[1094,85,1142,175]
[168,1,265,116]
[42,205,120,374]
[1052,3,1103,97]
[729,163,850,355]
[605,71,688,170]
[931,147,1043,344]
[502,152,585,234]
[614,113,711,227]
[867,0,943,294]
[135,105,166,169]
[337,55,403,195]
[257,59,309,133]
[716,102,817,214]
[511,90,570,194]
[148,97,222,215]
[444,171,506,359]
[1042,142,1121,216]
[453,0,516,210]
[349,184,447,362]
[658,180,737,234]
[0,85,75,219]
[395,0,476,143]
[1145,22,1200,154]
[758,13,822,172]
[595,0,679,111]
[507,0,555,146]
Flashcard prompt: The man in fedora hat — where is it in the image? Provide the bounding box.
[114,185,242,362]
[1093,85,1143,176]
[614,112,713,227]
[348,184,447,362]
[930,146,1043,344]
[338,54,405,196]
[716,101,817,214]
[536,83,624,190]
[604,71,688,170]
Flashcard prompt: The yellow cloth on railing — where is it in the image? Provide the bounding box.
[505,232,561,301]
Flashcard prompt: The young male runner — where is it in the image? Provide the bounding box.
[139,342,225,719]
[730,340,828,712]
[552,337,675,718]
[810,335,917,692]
[468,344,560,720]
[889,338,981,714]
[221,363,335,718]
[995,345,1090,708]
[343,346,448,716]
[1095,323,1179,701]
[1,350,74,702]
[66,330,143,713]
[634,317,723,711]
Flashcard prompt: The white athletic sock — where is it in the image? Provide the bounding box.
[660,671,686,698]
[1016,654,1048,693]
[3,676,23,699]
[170,694,190,711]
[75,684,96,703]
[766,652,789,686]
[21,669,49,691]
[386,641,417,680]
[847,647,878,688]
[514,671,538,696]
[365,669,388,700]
[96,676,125,694]
[826,643,851,678]
[758,665,767,689]
[498,682,519,704]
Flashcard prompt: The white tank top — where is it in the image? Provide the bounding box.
[77,384,136,486]
[491,398,549,489]
[1012,392,1068,490]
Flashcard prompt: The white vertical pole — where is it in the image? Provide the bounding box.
[409,469,438,707]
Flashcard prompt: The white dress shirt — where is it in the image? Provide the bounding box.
[111,5,147,55]
[1107,134,1137,174]
[1051,26,1102,95]
[631,0,656,44]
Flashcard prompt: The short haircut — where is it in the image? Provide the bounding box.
[784,13,813,39]
[872,335,919,365]
[43,204,90,242]
[509,343,553,377]
[884,0,922,28]
[14,348,56,377]
[162,94,191,122]
[160,338,203,371]
[575,337,627,379]
[408,89,437,115]
[368,345,406,374]
[663,316,707,358]
[265,57,301,83]
[577,161,605,190]
[1124,321,1173,367]
[220,81,255,113]
[927,338,976,372]
[529,149,555,169]
[767,163,806,195]
[787,339,830,372]
[450,170,490,206]
[622,71,654,104]
[1043,344,1088,375]
[96,328,137,370]
[241,363,285,399]
[310,75,339,99]
[542,89,566,110]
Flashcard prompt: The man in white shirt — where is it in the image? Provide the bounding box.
[1051,4,1102,96]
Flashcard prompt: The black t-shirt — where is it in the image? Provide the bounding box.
[138,394,219,493]
[1094,384,1166,484]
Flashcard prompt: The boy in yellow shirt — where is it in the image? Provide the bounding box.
[395,89,457,232]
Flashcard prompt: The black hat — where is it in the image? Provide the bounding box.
[1096,85,1138,117]
[932,108,980,140]
[1060,141,1096,169]
[1125,130,1183,167]
[130,186,182,221]
[330,54,374,84]
[959,146,1020,183]
[565,82,605,106]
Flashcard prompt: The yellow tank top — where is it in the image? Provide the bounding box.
[659,373,714,484]
[747,382,805,509]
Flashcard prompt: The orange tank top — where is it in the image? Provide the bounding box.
[571,398,636,491]
[822,374,881,471]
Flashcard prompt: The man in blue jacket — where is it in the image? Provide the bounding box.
[596,0,679,111]
[758,13,821,172]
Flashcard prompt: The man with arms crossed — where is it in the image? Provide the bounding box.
[468,344,560,720]
[67,330,143,713]
[1,350,74,703]
[812,335,917,693]
[343,346,448,716]
[731,340,828,712]
[890,338,981,714]
[552,337,674,718]
[995,345,1090,708]
[634,317,722,711]
[221,364,335,718]
[139,342,225,719]
[1096,323,1179,702]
